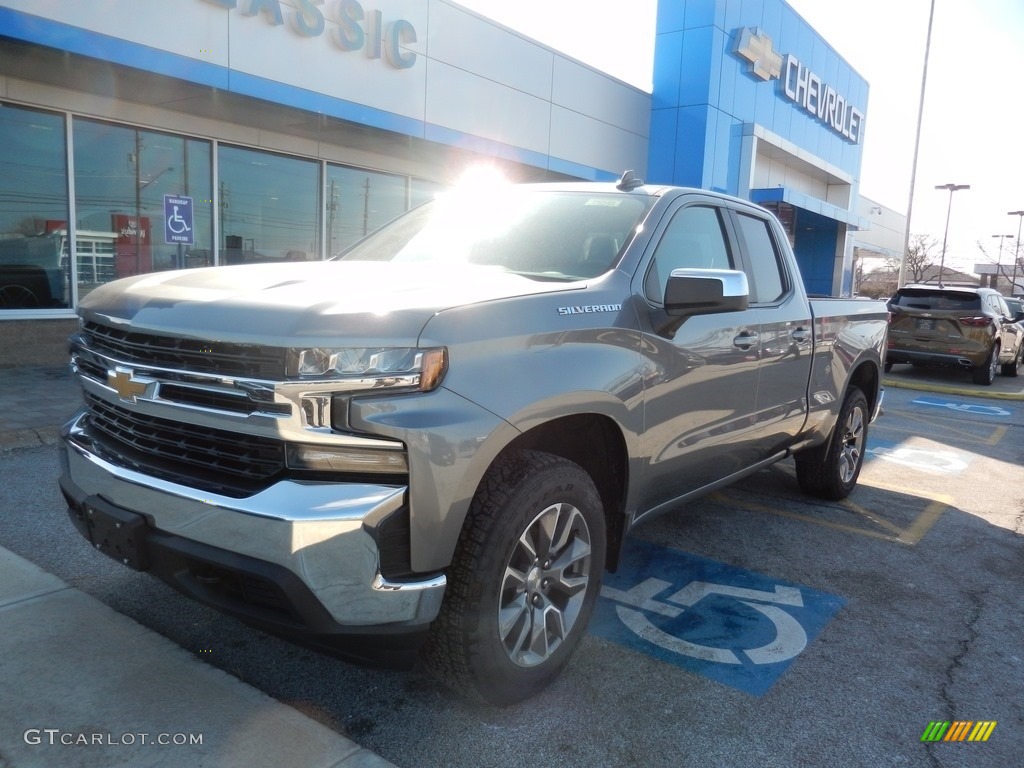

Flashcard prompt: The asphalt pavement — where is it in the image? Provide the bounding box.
[0,361,1021,767]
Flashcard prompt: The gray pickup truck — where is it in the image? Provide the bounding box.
[59,174,887,704]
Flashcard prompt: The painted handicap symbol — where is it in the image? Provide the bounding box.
[600,578,807,665]
[868,445,969,475]
[589,541,845,695]
[912,397,1011,418]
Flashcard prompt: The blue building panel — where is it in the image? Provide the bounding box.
[679,26,715,106]
[721,0,744,32]
[759,0,785,41]
[685,0,719,28]
[675,106,709,187]
[657,0,687,33]
[648,108,680,184]
[652,31,685,110]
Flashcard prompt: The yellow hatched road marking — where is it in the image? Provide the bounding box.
[875,410,1007,447]
[715,480,952,546]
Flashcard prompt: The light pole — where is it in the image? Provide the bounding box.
[935,183,970,285]
[1008,210,1024,296]
[991,234,1014,292]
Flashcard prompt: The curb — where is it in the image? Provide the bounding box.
[882,377,1024,401]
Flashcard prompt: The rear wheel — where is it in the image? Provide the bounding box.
[795,386,869,501]
[422,450,605,705]
[972,343,999,385]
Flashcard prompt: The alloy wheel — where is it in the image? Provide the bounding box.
[498,501,593,667]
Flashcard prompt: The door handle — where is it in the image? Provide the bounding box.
[733,332,758,350]
[791,328,811,344]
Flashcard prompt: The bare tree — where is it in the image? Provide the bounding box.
[979,237,1024,295]
[885,234,938,284]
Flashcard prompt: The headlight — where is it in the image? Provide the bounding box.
[287,347,447,392]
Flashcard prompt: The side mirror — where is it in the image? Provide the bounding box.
[664,268,749,316]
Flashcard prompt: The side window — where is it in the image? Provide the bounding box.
[735,212,786,304]
[644,205,732,302]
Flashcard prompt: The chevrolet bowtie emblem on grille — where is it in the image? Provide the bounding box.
[735,27,783,82]
[107,367,155,403]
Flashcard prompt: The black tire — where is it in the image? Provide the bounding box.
[422,450,606,706]
[795,386,869,501]
[1000,347,1022,378]
[971,344,998,386]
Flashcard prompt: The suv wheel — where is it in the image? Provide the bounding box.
[422,450,606,705]
[972,343,999,385]
[795,386,868,500]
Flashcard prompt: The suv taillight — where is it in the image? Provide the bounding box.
[958,316,991,328]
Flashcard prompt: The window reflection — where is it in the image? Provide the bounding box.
[326,166,411,254]
[0,104,69,309]
[72,118,212,299]
[219,146,319,263]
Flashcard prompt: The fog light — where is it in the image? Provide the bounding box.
[286,444,408,474]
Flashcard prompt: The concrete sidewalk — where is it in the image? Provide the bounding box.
[0,366,395,767]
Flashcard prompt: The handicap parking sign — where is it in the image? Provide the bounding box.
[592,540,845,695]
[164,194,194,245]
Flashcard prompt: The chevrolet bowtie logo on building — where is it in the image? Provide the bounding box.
[735,28,782,82]
[733,27,864,145]
[107,367,155,403]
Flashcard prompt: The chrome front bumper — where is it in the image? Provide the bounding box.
[59,411,445,631]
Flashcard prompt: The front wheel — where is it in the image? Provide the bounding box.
[795,386,869,501]
[422,450,606,705]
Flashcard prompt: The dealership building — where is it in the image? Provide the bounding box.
[0,0,891,364]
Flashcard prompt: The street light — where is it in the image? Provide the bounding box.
[1008,210,1024,296]
[991,234,1014,292]
[935,183,970,285]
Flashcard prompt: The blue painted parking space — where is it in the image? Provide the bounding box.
[592,540,844,696]
[911,396,1013,419]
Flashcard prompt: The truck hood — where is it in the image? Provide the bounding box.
[78,261,581,346]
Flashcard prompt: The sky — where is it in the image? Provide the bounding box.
[455,0,1024,275]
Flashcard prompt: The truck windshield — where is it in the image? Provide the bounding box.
[335,189,652,281]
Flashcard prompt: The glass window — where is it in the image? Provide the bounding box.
[410,177,444,210]
[0,104,70,310]
[326,166,408,255]
[645,205,732,302]
[735,212,786,304]
[340,188,650,280]
[219,145,319,263]
[73,119,212,299]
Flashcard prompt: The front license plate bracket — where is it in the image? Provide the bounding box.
[83,498,150,571]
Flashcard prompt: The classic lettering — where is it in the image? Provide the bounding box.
[291,0,325,38]
[201,0,417,69]
[244,0,283,26]
[333,0,364,52]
